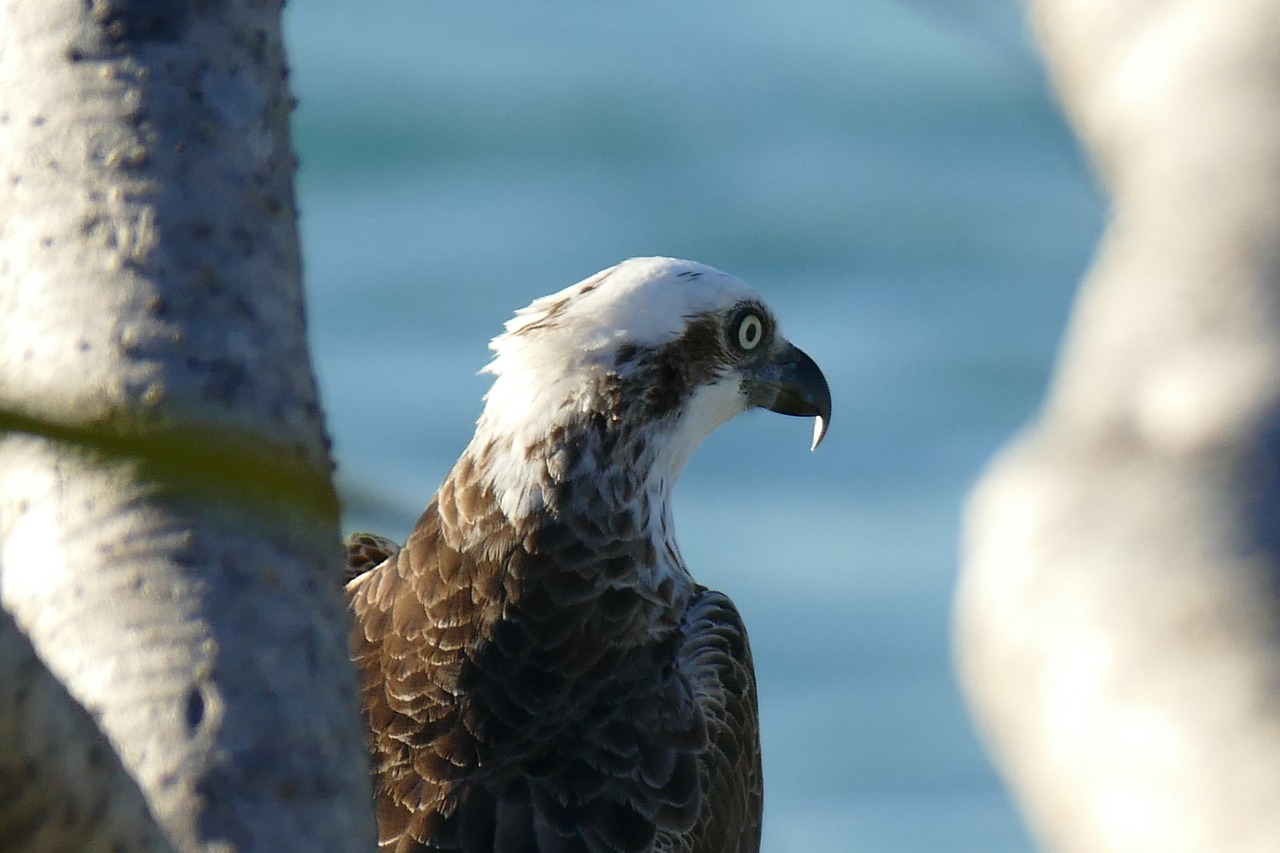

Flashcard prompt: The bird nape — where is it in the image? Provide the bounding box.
[344,257,831,853]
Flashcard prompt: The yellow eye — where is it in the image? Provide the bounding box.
[735,312,764,351]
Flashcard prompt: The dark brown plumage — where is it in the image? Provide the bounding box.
[345,258,829,853]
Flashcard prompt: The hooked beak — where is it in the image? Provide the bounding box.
[746,341,832,450]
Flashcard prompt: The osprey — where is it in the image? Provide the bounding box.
[345,257,831,853]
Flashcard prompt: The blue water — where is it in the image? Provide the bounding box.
[286,2,1102,850]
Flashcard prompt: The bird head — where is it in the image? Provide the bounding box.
[474,258,831,496]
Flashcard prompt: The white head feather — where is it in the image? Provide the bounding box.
[478,257,767,450]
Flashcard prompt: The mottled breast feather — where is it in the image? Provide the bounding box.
[346,475,762,853]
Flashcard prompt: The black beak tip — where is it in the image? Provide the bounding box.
[760,343,832,451]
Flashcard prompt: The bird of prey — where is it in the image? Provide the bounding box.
[345,257,831,853]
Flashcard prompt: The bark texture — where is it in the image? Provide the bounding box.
[0,0,374,849]
[0,607,174,852]
[957,1,1280,851]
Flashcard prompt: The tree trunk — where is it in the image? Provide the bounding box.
[957,1,1280,851]
[0,1,375,849]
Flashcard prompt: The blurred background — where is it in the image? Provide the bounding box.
[285,1,1102,850]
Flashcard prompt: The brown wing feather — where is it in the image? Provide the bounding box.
[667,587,762,853]
[345,532,401,583]
[347,500,507,851]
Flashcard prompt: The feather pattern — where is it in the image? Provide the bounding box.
[347,258,823,853]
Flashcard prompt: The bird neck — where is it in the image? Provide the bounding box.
[447,408,692,587]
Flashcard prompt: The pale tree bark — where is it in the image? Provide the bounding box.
[0,1,374,850]
[957,1,1280,852]
[0,607,174,852]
